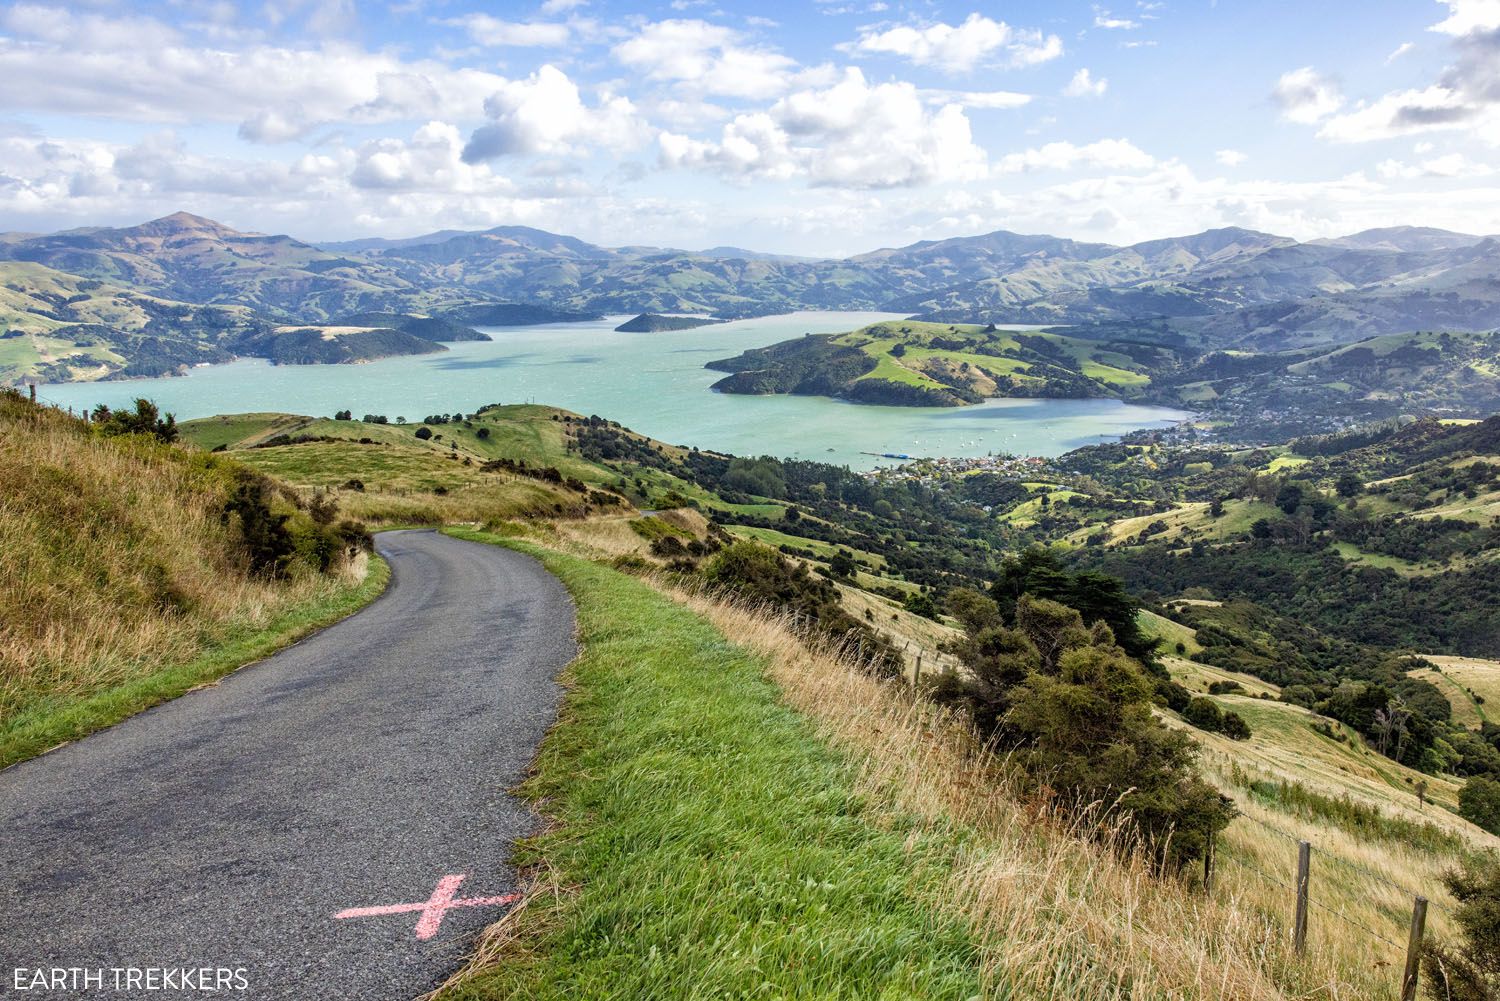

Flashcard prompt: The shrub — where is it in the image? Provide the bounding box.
[1459,777,1500,835]
[414,426,433,440]
[1421,853,1500,1000]
[702,541,900,675]
[1184,697,1224,732]
[90,398,178,443]
[935,594,1233,869]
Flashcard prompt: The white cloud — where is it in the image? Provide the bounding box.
[659,68,987,188]
[994,138,1155,174]
[847,14,1062,73]
[1316,86,1475,141]
[1063,68,1108,97]
[0,6,512,140]
[1430,0,1500,35]
[1272,67,1344,123]
[1376,151,1494,178]
[919,89,1031,109]
[1216,149,1248,166]
[540,0,588,12]
[462,65,648,161]
[1305,2,1500,144]
[444,15,571,47]
[1386,41,1415,63]
[1093,8,1140,30]
[612,19,797,99]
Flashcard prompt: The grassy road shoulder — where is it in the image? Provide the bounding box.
[0,556,389,769]
[438,528,982,1000]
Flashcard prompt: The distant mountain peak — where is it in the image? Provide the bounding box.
[137,211,248,237]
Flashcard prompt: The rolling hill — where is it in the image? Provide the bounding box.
[6,211,1500,386]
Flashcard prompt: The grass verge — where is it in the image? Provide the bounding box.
[436,528,982,1000]
[0,555,389,770]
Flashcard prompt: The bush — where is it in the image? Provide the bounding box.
[90,398,178,443]
[1220,710,1252,740]
[702,541,900,675]
[1422,852,1500,1000]
[1460,777,1500,835]
[1184,697,1224,731]
[935,594,1233,869]
[414,426,433,440]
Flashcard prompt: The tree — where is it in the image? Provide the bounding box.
[476,427,491,440]
[1421,852,1500,1000]
[1220,710,1252,740]
[1184,697,1224,732]
[90,398,177,443]
[1276,482,1306,515]
[935,593,1232,868]
[903,590,940,620]
[1460,777,1500,835]
[414,426,433,440]
[828,551,856,579]
[945,587,1000,635]
[1336,472,1364,498]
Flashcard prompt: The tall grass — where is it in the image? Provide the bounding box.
[665,579,1459,1000]
[0,395,376,755]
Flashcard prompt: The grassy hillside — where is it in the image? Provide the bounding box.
[707,319,1171,407]
[0,391,384,765]
[425,530,1493,1000]
[0,260,269,383]
[157,399,1500,997]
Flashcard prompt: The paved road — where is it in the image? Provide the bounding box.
[0,531,575,1000]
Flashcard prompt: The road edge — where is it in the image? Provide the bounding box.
[0,553,392,770]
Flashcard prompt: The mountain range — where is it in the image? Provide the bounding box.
[1,211,1497,384]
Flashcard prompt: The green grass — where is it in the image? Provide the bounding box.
[437,530,982,1001]
[0,556,389,769]
[726,525,888,569]
[1139,609,1202,655]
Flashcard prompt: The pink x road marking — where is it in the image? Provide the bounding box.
[334,874,519,940]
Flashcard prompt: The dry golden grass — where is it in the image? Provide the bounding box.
[0,399,361,725]
[657,577,1483,1001]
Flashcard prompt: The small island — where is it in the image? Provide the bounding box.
[615,313,725,333]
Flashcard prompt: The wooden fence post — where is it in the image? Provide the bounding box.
[1401,896,1428,1001]
[914,653,922,686]
[1203,833,1214,895]
[1293,841,1311,956]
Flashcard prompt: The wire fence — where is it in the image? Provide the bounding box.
[1217,809,1439,1000]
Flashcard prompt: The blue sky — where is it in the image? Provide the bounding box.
[1,0,1497,254]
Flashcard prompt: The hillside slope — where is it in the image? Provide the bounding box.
[0,391,380,764]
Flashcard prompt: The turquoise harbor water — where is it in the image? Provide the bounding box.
[37,311,1190,469]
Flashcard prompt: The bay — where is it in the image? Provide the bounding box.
[36,311,1190,469]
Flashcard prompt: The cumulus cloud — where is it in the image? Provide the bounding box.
[444,15,571,47]
[462,65,647,162]
[847,14,1063,73]
[1431,0,1500,35]
[1272,67,1344,123]
[659,68,987,188]
[612,19,798,99]
[1063,68,1108,97]
[1308,1,1500,143]
[1215,149,1249,166]
[0,5,510,140]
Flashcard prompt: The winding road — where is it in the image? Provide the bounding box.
[0,531,576,1000]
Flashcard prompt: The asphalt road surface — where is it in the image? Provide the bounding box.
[0,530,576,1000]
